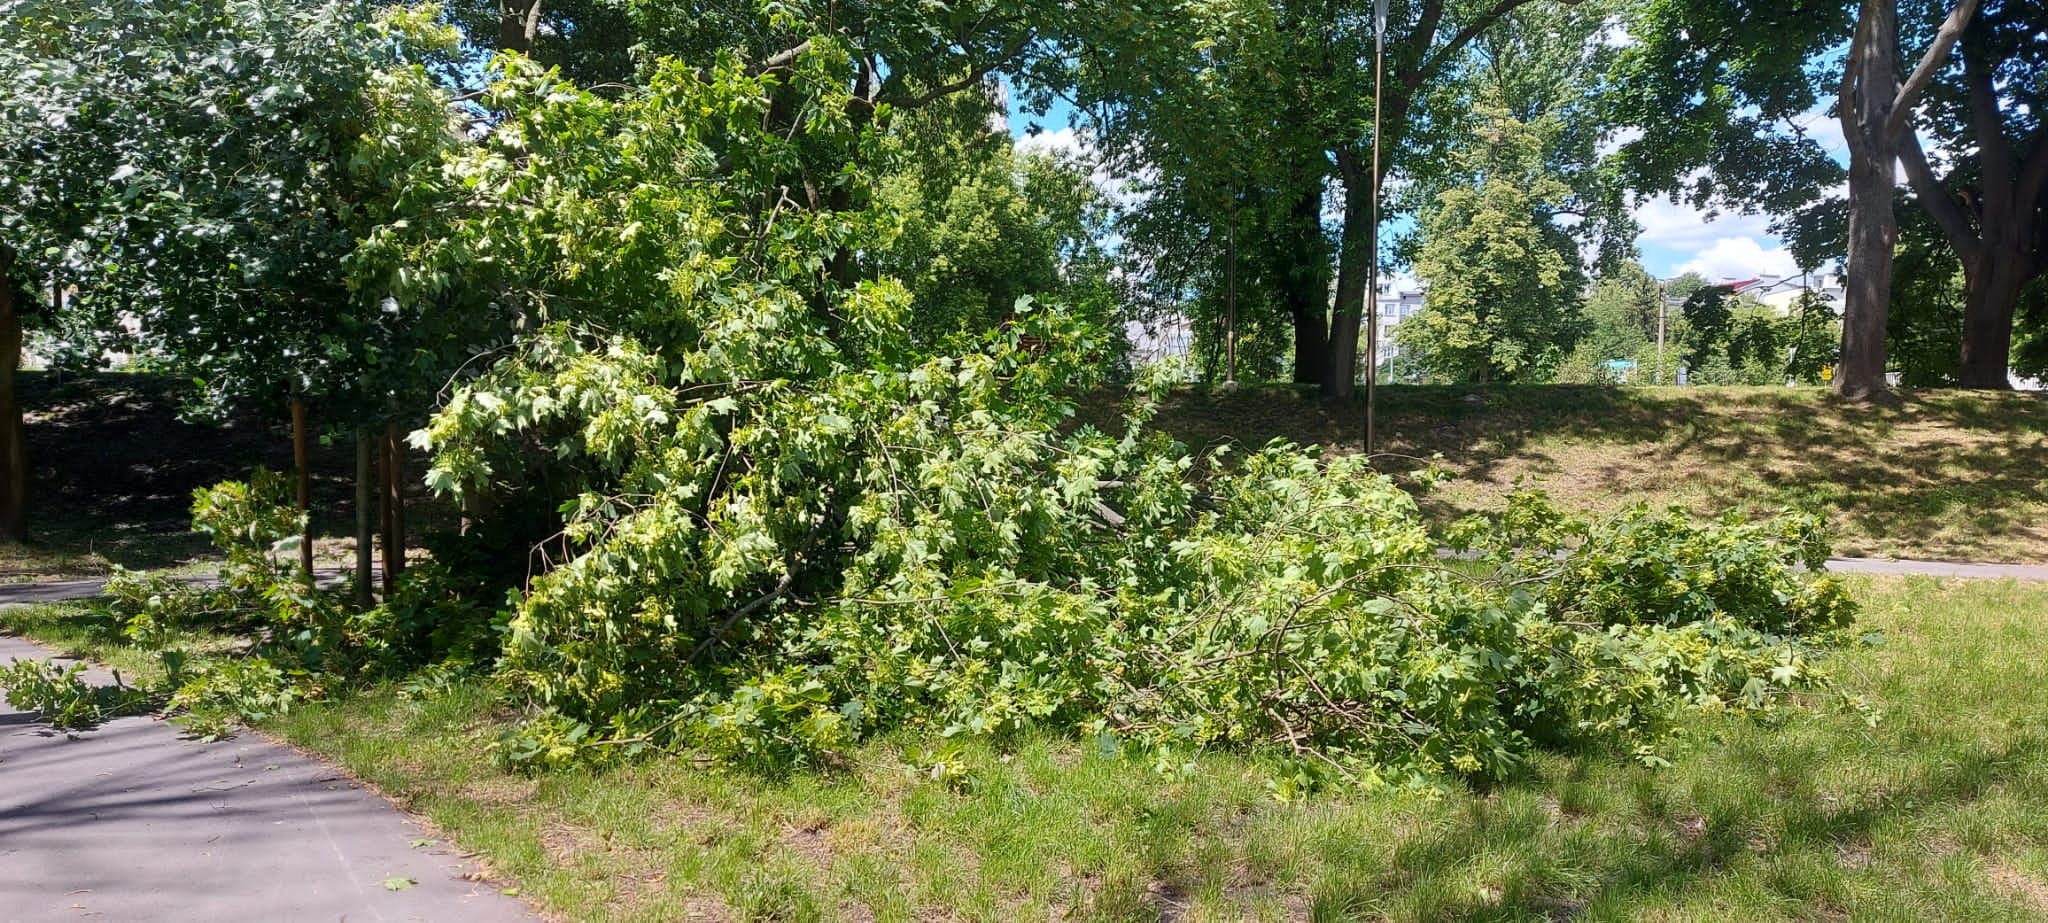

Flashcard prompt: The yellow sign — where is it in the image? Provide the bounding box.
[1821,365,1833,382]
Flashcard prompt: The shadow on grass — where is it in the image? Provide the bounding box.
[6,371,383,578]
[1321,731,2046,920]
[1121,384,2048,562]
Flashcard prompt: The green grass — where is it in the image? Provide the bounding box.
[8,576,2035,921]
[1125,385,2048,564]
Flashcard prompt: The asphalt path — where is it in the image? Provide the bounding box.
[0,591,534,922]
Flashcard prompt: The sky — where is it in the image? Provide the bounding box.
[1005,90,1854,284]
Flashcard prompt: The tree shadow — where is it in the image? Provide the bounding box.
[1130,384,2048,562]
[1299,730,2048,920]
[6,371,364,576]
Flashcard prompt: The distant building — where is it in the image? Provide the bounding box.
[1713,273,1845,316]
[1369,280,1425,373]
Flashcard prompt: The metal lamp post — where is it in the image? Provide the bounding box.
[1364,0,1387,454]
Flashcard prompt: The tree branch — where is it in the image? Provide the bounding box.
[1885,0,1978,140]
[1898,130,1982,262]
[751,39,813,75]
[1398,0,1446,92]
[885,34,1033,111]
[1839,8,1864,141]
[687,570,794,663]
[2016,128,2048,218]
[1964,43,2014,198]
[1421,0,1581,86]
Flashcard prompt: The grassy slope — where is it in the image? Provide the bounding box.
[145,577,2037,922]
[1129,385,2048,564]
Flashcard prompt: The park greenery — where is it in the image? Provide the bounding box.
[1,0,2044,857]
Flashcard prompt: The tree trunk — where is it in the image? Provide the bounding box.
[1896,17,2040,391]
[1837,149,1896,399]
[1956,255,2030,388]
[0,247,24,542]
[1326,164,1373,399]
[1289,310,1328,387]
[291,394,314,581]
[354,428,375,609]
[1834,0,1979,399]
[1277,186,1329,386]
[499,0,540,54]
[381,424,405,595]
[1834,0,1901,402]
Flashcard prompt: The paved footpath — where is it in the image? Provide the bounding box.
[0,580,534,922]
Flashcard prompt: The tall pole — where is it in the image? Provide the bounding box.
[1364,0,1387,454]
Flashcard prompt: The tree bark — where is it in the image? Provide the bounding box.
[1326,147,1376,399]
[1834,1,1901,401]
[354,427,375,609]
[1833,0,1979,400]
[1277,185,1330,386]
[0,247,25,541]
[499,0,541,54]
[291,394,314,582]
[1896,20,2043,390]
[1956,257,2030,388]
[380,424,405,595]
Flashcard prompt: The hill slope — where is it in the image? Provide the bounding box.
[1137,385,2048,563]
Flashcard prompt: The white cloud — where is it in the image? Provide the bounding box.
[1015,126,1152,212]
[1632,188,1780,254]
[1015,125,1090,159]
[1630,180,1808,279]
[1673,237,1801,281]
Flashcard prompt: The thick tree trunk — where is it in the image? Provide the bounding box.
[1835,0,1980,398]
[1956,255,2030,388]
[1896,18,2040,391]
[499,0,540,54]
[1837,149,1896,400]
[1277,186,1329,386]
[0,248,26,542]
[354,428,374,609]
[1834,1,1901,402]
[1289,311,1328,387]
[1326,172,1373,399]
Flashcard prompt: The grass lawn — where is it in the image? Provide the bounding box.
[12,575,2043,921]
[1130,385,2048,564]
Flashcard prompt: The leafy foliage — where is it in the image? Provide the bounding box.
[0,0,465,418]
[0,658,152,730]
[308,37,1870,787]
[1398,111,1587,383]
